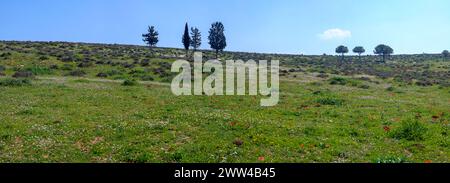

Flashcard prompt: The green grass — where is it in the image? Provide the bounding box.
[0,41,449,163]
[25,66,54,75]
[122,79,138,86]
[0,78,32,86]
[391,120,428,141]
[0,76,448,163]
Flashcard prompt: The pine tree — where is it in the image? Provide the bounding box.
[190,27,201,52]
[353,46,366,61]
[335,45,349,61]
[142,26,159,49]
[374,44,394,63]
[182,23,191,58]
[442,50,449,61]
[208,22,227,59]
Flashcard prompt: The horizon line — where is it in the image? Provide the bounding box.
[0,39,445,56]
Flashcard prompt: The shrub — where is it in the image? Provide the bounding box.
[329,77,348,85]
[358,84,370,89]
[38,56,48,60]
[49,65,59,69]
[106,69,123,76]
[129,68,146,75]
[67,70,86,77]
[386,86,395,92]
[312,90,322,95]
[141,75,154,81]
[78,62,94,68]
[329,77,361,87]
[12,71,33,78]
[0,78,31,86]
[122,79,138,86]
[416,80,433,87]
[61,64,74,71]
[121,62,135,69]
[317,73,329,78]
[0,52,11,58]
[0,65,5,72]
[316,98,344,106]
[140,59,151,66]
[96,72,108,78]
[358,77,371,81]
[25,66,53,75]
[59,56,74,62]
[391,120,428,141]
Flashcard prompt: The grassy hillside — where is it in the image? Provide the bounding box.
[0,41,449,163]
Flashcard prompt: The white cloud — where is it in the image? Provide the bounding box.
[318,28,352,40]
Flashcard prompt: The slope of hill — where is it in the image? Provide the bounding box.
[0,41,449,163]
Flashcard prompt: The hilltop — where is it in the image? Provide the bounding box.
[1,41,449,86]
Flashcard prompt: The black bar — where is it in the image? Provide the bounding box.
[0,163,448,182]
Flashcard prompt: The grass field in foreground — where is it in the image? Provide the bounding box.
[0,75,448,163]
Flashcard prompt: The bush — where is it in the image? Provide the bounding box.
[391,120,428,141]
[329,77,348,85]
[140,59,151,66]
[121,62,135,69]
[416,80,433,87]
[0,65,5,72]
[386,86,396,92]
[358,84,370,89]
[12,71,33,78]
[122,79,138,86]
[67,70,87,77]
[106,69,123,76]
[316,98,344,106]
[0,78,31,86]
[329,77,361,87]
[25,66,53,75]
[317,73,329,78]
[49,65,59,69]
[39,56,48,60]
[358,77,372,81]
[96,72,108,78]
[141,75,154,81]
[78,62,94,68]
[61,64,74,71]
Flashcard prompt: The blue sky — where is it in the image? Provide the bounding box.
[1,0,449,54]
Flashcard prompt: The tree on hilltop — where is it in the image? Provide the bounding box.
[442,50,449,61]
[374,44,394,63]
[182,23,191,58]
[190,27,201,52]
[142,26,159,49]
[336,45,349,61]
[208,22,227,59]
[353,46,365,61]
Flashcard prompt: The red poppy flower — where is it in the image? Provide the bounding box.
[258,156,265,161]
[424,160,432,163]
[383,126,391,132]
